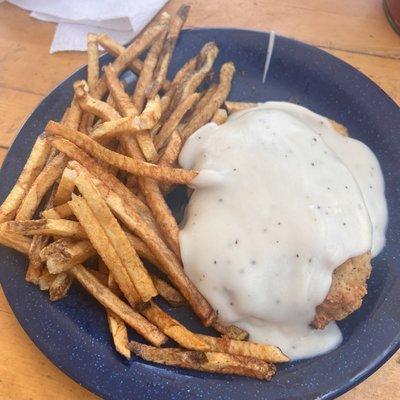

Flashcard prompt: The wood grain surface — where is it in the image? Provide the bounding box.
[0,1,399,399]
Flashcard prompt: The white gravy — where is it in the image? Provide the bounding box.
[179,102,387,360]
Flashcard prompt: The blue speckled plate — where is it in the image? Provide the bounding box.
[0,29,399,400]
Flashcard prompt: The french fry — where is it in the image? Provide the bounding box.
[68,196,140,307]
[74,80,121,121]
[40,239,96,274]
[38,269,56,291]
[132,27,168,112]
[138,301,209,351]
[212,321,249,341]
[3,219,87,239]
[139,177,180,257]
[129,342,276,380]
[196,334,289,363]
[93,12,170,100]
[107,311,131,359]
[70,264,167,347]
[158,132,183,194]
[147,4,190,98]
[90,177,217,326]
[15,153,67,221]
[224,101,257,114]
[189,84,218,119]
[45,122,198,185]
[150,274,185,307]
[165,42,218,121]
[0,135,51,223]
[159,56,197,115]
[104,64,139,117]
[130,27,167,160]
[71,162,157,302]
[49,272,73,301]
[154,93,199,151]
[53,167,77,206]
[125,232,159,266]
[329,119,348,137]
[43,136,157,229]
[211,108,228,125]
[180,62,235,142]
[11,93,82,222]
[26,186,56,284]
[98,261,131,359]
[0,227,31,255]
[90,114,156,143]
[97,33,143,76]
[158,132,182,167]
[41,203,73,219]
[87,33,99,93]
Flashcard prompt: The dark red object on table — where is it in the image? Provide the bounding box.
[384,0,400,34]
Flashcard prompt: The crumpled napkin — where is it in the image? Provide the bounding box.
[7,0,168,53]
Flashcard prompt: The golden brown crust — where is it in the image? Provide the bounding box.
[313,252,372,328]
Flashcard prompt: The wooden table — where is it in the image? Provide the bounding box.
[0,1,399,398]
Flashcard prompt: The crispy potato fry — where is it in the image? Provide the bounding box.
[68,196,140,307]
[329,119,349,137]
[3,219,87,239]
[44,136,157,229]
[158,132,183,195]
[26,233,49,284]
[0,135,51,223]
[104,64,139,117]
[49,272,73,301]
[98,260,131,359]
[132,27,168,112]
[15,152,67,221]
[212,321,249,341]
[70,264,167,346]
[97,33,143,76]
[196,334,289,363]
[189,84,218,118]
[138,301,208,351]
[0,227,31,255]
[74,80,121,121]
[147,5,190,98]
[53,167,76,206]
[90,177,217,326]
[41,203,73,219]
[159,56,197,115]
[38,269,56,291]
[45,122,197,184]
[180,62,235,142]
[11,95,81,222]
[154,93,199,151]
[139,177,180,257]
[40,238,96,274]
[164,42,218,122]
[90,97,161,143]
[125,232,159,265]
[211,108,228,125]
[26,187,56,284]
[129,342,276,380]
[150,274,185,307]
[158,131,182,167]
[93,13,170,100]
[87,33,99,93]
[71,162,157,302]
[224,101,257,114]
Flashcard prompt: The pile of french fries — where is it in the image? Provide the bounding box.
[0,5,288,380]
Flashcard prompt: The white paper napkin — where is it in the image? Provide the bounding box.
[7,0,168,53]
